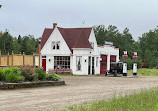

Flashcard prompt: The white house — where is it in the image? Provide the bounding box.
[35,23,119,75]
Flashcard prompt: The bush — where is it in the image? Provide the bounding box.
[46,73,61,81]
[6,72,24,83]
[36,68,46,80]
[0,69,5,81]
[2,67,25,83]
[3,68,12,76]
[19,65,38,81]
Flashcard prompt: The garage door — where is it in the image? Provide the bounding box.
[100,55,107,74]
[110,55,116,62]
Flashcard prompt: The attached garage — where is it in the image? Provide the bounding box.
[99,45,119,74]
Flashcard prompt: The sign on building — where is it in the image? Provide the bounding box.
[104,41,113,46]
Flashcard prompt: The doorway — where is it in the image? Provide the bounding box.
[42,59,46,72]
[92,57,95,75]
[88,56,91,75]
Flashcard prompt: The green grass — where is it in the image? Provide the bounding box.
[64,88,158,111]
[128,68,158,76]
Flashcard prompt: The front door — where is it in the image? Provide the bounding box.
[100,55,107,74]
[42,59,46,72]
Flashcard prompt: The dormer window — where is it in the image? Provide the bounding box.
[56,41,60,50]
[52,41,60,50]
[90,42,94,48]
[52,42,56,50]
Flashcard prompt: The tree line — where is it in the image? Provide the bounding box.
[0,30,39,55]
[1,25,158,68]
[93,25,158,68]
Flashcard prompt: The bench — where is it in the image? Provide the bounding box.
[48,69,72,74]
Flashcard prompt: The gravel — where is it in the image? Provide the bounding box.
[0,75,158,111]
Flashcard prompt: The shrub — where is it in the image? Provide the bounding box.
[19,65,38,81]
[6,72,24,83]
[2,67,25,83]
[36,68,46,81]
[3,68,12,76]
[46,73,61,81]
[0,69,5,81]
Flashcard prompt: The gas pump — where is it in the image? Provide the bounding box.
[133,52,138,76]
[122,51,128,76]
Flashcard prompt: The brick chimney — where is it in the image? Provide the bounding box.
[53,23,57,29]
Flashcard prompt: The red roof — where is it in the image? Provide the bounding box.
[35,28,54,54]
[35,27,92,54]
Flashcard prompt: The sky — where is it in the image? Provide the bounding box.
[0,0,158,41]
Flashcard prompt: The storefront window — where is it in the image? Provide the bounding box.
[54,56,70,69]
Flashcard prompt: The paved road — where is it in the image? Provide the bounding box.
[0,76,158,111]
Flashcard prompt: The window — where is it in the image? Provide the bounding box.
[76,56,82,71]
[90,42,94,48]
[42,56,46,58]
[51,41,60,50]
[54,56,70,69]
[52,42,56,50]
[56,41,60,50]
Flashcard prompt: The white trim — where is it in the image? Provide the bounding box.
[72,48,93,50]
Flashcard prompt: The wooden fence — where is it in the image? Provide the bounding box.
[0,51,35,66]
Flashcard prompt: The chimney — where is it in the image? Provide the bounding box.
[53,23,57,29]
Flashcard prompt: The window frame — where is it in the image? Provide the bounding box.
[76,56,82,71]
[51,41,56,50]
[54,56,70,69]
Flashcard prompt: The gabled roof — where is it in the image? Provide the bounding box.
[58,27,92,51]
[35,27,92,54]
[35,28,54,54]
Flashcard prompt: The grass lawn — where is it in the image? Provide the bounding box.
[64,88,158,111]
[128,68,158,76]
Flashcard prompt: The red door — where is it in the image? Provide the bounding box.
[42,59,46,72]
[110,56,116,62]
[100,55,107,74]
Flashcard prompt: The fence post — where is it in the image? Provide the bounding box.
[12,51,14,66]
[23,52,25,65]
[33,53,35,67]
[39,44,41,68]
[0,50,1,66]
[7,52,9,66]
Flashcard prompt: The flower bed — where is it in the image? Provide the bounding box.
[0,66,65,89]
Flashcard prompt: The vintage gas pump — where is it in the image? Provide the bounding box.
[133,52,138,76]
[122,51,128,76]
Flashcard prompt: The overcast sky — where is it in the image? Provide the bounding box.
[0,0,158,41]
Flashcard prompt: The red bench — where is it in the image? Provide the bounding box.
[48,69,72,74]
